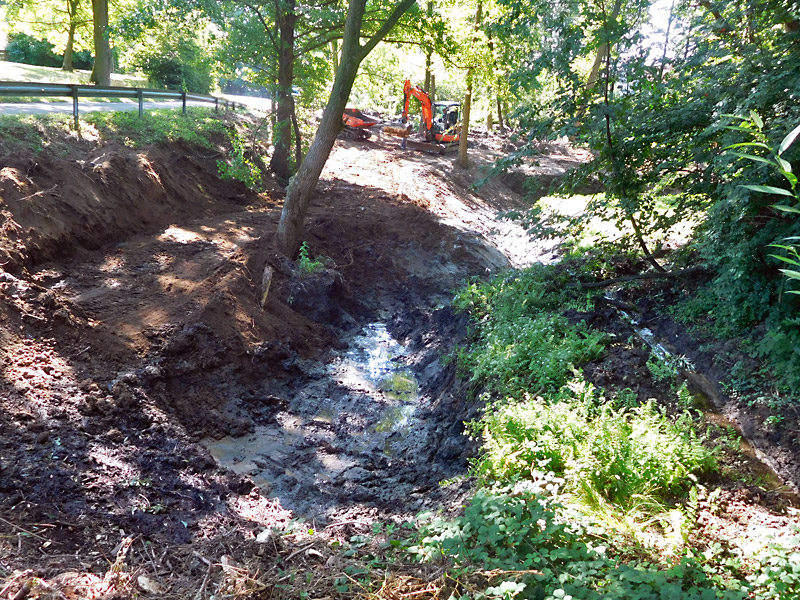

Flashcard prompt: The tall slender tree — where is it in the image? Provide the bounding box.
[275,0,417,256]
[90,0,112,85]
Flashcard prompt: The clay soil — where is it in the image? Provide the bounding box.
[0,118,797,599]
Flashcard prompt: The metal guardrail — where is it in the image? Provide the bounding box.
[0,81,239,128]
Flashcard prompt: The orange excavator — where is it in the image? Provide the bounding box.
[400,79,460,145]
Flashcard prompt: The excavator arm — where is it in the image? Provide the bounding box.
[402,79,434,135]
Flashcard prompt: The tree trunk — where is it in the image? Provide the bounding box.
[457,78,471,167]
[270,0,297,181]
[276,0,417,256]
[62,0,79,71]
[62,21,76,71]
[330,38,339,75]
[90,0,112,85]
[457,0,481,168]
[585,0,622,93]
[657,0,675,82]
[496,96,505,132]
[291,103,303,167]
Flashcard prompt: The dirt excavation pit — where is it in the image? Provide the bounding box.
[202,317,471,520]
[1,128,567,584]
[2,126,799,597]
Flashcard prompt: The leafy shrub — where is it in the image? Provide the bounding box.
[410,487,747,600]
[217,130,262,189]
[296,242,324,273]
[134,38,214,93]
[454,266,607,395]
[748,530,800,600]
[72,49,94,70]
[470,378,716,508]
[6,33,61,67]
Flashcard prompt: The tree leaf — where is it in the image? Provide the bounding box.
[773,204,800,214]
[777,157,793,174]
[723,142,770,150]
[779,123,800,156]
[778,269,800,280]
[769,254,800,267]
[730,152,774,166]
[741,184,794,197]
[750,110,763,129]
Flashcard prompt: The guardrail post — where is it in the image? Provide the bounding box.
[70,85,79,131]
[137,89,144,118]
[215,97,219,113]
[181,92,187,114]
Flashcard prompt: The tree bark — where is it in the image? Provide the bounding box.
[457,79,471,167]
[457,0,482,168]
[62,0,79,71]
[584,0,622,94]
[62,21,77,71]
[276,0,417,256]
[330,38,339,75]
[270,0,298,181]
[496,95,505,132]
[90,0,112,85]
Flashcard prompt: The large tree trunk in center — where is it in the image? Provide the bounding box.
[275,0,417,256]
[90,0,112,85]
[276,5,365,256]
[270,0,297,181]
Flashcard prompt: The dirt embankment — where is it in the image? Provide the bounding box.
[1,122,797,599]
[0,122,577,595]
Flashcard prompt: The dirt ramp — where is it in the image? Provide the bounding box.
[0,144,261,270]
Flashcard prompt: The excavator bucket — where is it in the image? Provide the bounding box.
[404,139,446,155]
[383,123,413,138]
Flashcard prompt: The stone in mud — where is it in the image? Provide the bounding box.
[342,466,373,482]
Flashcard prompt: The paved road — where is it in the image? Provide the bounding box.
[0,99,215,116]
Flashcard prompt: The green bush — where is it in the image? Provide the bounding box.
[409,487,747,600]
[217,130,262,189]
[134,38,214,93]
[454,266,607,396]
[748,530,800,600]
[6,33,61,67]
[470,379,716,508]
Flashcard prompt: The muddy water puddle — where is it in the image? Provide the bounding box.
[203,323,442,519]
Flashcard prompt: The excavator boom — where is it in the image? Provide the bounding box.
[402,80,435,135]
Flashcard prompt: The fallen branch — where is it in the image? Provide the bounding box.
[576,266,701,289]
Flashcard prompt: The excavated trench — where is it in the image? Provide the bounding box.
[202,313,477,521]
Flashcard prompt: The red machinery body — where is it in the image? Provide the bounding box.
[341,107,382,140]
[401,80,460,144]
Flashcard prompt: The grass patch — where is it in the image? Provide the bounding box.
[0,113,76,154]
[84,108,229,150]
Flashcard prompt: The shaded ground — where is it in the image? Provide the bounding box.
[0,121,797,598]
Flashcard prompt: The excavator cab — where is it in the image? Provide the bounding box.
[433,102,460,143]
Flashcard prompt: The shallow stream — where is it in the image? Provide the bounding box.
[202,322,454,519]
